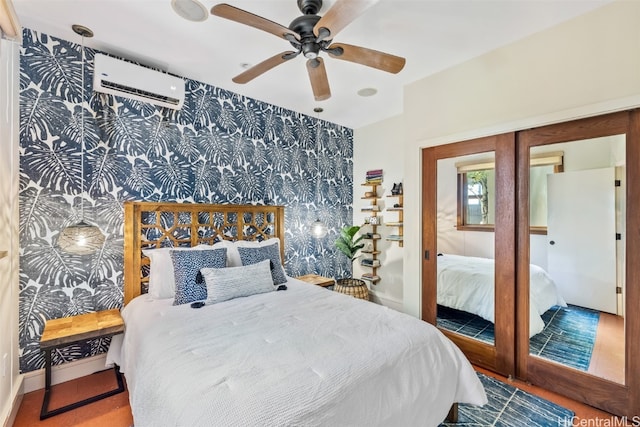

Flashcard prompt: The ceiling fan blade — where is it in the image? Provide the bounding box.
[328,43,406,74]
[306,58,331,101]
[212,3,299,41]
[313,0,377,40]
[232,51,298,84]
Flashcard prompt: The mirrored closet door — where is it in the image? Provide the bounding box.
[422,133,516,376]
[516,111,640,417]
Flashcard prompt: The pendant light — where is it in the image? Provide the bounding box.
[310,107,328,239]
[58,25,105,255]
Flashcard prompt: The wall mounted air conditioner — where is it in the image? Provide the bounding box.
[93,53,185,110]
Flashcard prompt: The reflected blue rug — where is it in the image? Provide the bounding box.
[529,305,599,371]
[437,304,599,371]
[437,305,495,345]
[440,372,575,427]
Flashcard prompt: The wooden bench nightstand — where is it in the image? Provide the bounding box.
[296,274,335,288]
[39,309,126,420]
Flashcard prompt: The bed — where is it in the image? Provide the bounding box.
[108,202,487,426]
[436,254,567,337]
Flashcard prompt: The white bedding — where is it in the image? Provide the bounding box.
[437,254,567,337]
[108,278,486,427]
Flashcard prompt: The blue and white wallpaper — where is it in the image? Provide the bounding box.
[19,28,354,373]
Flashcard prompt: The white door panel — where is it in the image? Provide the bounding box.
[547,167,617,313]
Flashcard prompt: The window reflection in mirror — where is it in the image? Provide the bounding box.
[529,135,625,385]
[457,153,563,233]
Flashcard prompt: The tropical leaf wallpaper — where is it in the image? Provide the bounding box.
[19,28,354,373]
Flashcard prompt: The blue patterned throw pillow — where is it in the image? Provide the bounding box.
[237,242,287,285]
[202,259,274,304]
[171,248,227,305]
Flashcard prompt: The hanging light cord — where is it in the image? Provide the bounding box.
[314,107,323,206]
[80,32,85,220]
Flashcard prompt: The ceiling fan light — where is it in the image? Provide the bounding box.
[171,0,208,22]
[58,220,105,255]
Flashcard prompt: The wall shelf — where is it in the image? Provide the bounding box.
[386,192,404,247]
[360,178,380,284]
[361,274,380,283]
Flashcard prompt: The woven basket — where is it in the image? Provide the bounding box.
[334,278,369,301]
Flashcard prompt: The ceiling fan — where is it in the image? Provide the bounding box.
[211,0,406,101]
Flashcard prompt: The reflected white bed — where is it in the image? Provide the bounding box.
[437,254,566,337]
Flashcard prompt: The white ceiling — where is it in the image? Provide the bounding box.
[13,0,613,129]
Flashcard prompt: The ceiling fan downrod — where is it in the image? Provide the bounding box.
[297,0,322,15]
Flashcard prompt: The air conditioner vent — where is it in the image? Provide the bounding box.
[93,53,185,110]
[100,80,181,106]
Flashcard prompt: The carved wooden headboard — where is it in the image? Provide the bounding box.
[123,201,285,305]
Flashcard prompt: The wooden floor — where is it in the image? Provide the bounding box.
[12,366,631,426]
[588,311,625,383]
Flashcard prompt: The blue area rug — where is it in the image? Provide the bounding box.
[437,305,495,345]
[440,372,575,427]
[529,305,599,371]
[437,304,599,371]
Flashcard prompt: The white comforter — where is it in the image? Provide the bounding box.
[437,254,567,337]
[108,278,486,427]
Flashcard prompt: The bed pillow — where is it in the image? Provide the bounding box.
[171,248,227,305]
[225,237,283,267]
[143,245,222,299]
[211,240,236,267]
[202,259,274,304]
[237,240,287,285]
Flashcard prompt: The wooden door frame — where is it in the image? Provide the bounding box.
[516,110,640,417]
[422,132,516,376]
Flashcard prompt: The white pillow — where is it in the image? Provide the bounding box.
[211,240,236,266]
[142,244,221,299]
[202,259,275,304]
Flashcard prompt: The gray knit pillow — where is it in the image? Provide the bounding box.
[202,259,275,304]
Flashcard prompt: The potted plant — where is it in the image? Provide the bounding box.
[333,225,369,300]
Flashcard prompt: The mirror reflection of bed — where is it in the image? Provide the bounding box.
[435,137,626,384]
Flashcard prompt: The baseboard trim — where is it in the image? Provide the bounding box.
[369,291,403,311]
[23,354,109,394]
[2,375,23,427]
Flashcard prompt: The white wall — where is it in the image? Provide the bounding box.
[353,115,405,309]
[353,0,640,317]
[0,36,22,426]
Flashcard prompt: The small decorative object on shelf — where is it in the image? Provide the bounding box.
[391,182,403,195]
